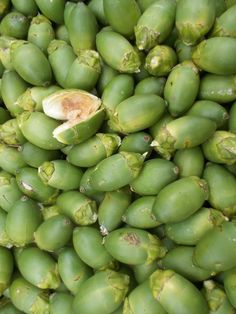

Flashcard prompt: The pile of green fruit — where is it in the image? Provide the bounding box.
[0,0,236,313]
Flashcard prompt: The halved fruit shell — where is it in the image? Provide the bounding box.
[42,89,105,145]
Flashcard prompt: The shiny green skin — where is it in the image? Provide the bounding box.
[130,158,179,196]
[20,142,60,168]
[65,50,101,91]
[63,1,74,25]
[96,63,118,96]
[123,196,160,229]
[0,208,11,247]
[160,246,213,282]
[153,116,216,160]
[98,187,132,234]
[123,280,167,314]
[55,24,70,43]
[5,198,42,247]
[145,45,177,77]
[134,77,166,97]
[79,166,105,203]
[102,74,134,117]
[176,0,215,45]
[56,191,97,225]
[96,30,141,73]
[174,39,195,62]
[203,280,235,314]
[38,160,83,190]
[11,41,52,86]
[104,227,167,265]
[194,221,236,272]
[27,15,55,55]
[11,0,38,17]
[0,171,23,212]
[16,166,59,205]
[48,40,76,88]
[53,109,105,145]
[187,100,229,128]
[135,0,176,50]
[0,297,24,314]
[202,131,236,165]
[153,176,208,224]
[73,226,115,270]
[149,112,173,138]
[0,144,26,175]
[67,133,121,167]
[203,163,236,217]
[103,0,141,37]
[223,267,236,308]
[58,247,92,295]
[17,111,64,150]
[150,270,208,314]
[1,70,28,116]
[0,247,13,295]
[49,292,73,314]
[34,214,73,252]
[0,108,11,124]
[88,0,108,26]
[199,74,236,103]
[192,37,236,75]
[73,270,129,314]
[164,61,200,117]
[0,12,30,39]
[35,0,65,24]
[110,94,166,134]
[119,132,152,155]
[90,152,144,192]
[17,247,60,289]
[131,261,159,284]
[229,101,236,133]
[173,147,204,178]
[210,4,236,37]
[17,85,61,112]
[0,118,26,145]
[65,2,98,52]
[136,0,159,12]
[9,277,49,314]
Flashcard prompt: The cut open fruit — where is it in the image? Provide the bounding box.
[42,89,105,145]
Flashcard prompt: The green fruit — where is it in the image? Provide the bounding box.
[73,270,129,314]
[104,227,167,265]
[176,0,216,45]
[96,30,141,73]
[17,247,61,289]
[58,247,92,295]
[152,176,209,223]
[5,197,42,247]
[150,270,208,314]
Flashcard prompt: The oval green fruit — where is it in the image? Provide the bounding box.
[152,176,209,223]
[73,270,129,314]
[104,227,167,265]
